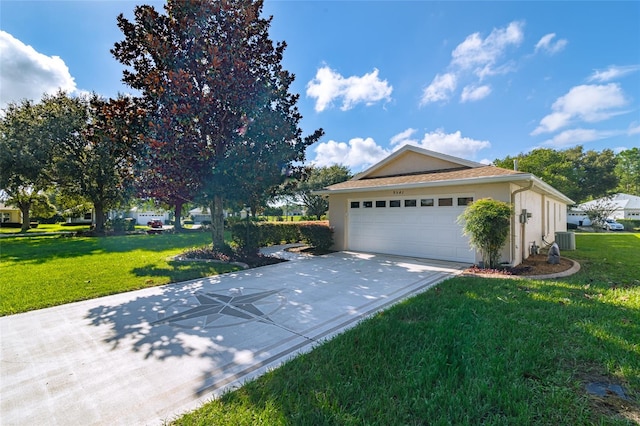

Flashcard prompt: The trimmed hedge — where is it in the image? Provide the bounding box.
[0,222,38,229]
[617,219,640,231]
[299,224,333,251]
[231,221,333,251]
[0,222,22,228]
[33,214,64,224]
[106,217,136,232]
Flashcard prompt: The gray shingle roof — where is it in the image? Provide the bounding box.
[325,165,527,191]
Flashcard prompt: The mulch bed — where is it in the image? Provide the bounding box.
[174,247,286,268]
[464,254,574,277]
[284,245,335,256]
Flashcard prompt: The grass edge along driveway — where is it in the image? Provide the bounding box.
[0,232,239,315]
[173,233,639,425]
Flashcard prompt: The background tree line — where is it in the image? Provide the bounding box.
[494,146,639,203]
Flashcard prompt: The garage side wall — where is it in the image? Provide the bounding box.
[511,186,568,265]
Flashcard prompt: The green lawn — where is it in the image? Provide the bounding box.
[0,231,238,315]
[0,223,93,234]
[174,233,640,425]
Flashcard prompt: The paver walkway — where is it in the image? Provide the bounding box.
[1,247,466,425]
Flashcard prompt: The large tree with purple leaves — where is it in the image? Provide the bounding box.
[112,0,322,246]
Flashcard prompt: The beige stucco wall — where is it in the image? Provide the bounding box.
[328,181,569,266]
[509,185,568,265]
[0,207,21,223]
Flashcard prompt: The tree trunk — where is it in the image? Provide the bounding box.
[94,203,105,233]
[19,204,31,232]
[174,202,183,232]
[210,195,225,248]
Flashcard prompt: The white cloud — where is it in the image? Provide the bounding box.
[390,128,418,145]
[311,128,492,171]
[391,128,491,159]
[421,21,525,106]
[306,66,392,112]
[534,33,568,55]
[310,137,389,170]
[420,72,457,104]
[628,123,640,135]
[542,128,617,147]
[588,64,640,82]
[532,83,629,134]
[0,31,76,108]
[451,21,524,78]
[460,84,492,103]
[613,146,628,154]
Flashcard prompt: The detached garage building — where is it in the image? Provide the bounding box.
[319,145,574,266]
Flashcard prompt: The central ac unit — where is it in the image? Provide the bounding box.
[555,231,576,250]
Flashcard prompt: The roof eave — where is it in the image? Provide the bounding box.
[316,174,575,205]
[315,174,533,195]
[530,176,575,205]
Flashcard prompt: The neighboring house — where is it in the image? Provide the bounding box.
[566,210,592,227]
[570,193,640,223]
[66,209,93,224]
[189,207,211,224]
[189,207,234,223]
[283,204,306,217]
[318,145,573,266]
[0,202,21,223]
[114,207,171,225]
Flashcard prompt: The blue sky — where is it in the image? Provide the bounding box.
[1,1,639,172]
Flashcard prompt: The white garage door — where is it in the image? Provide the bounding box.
[347,195,475,263]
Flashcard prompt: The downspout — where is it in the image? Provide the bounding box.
[510,180,534,266]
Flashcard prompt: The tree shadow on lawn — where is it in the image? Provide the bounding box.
[0,232,212,265]
[131,261,240,285]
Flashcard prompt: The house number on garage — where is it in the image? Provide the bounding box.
[392,190,404,195]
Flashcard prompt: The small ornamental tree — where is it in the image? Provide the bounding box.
[458,199,513,268]
[297,165,352,219]
[581,196,618,230]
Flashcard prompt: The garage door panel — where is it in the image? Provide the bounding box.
[347,199,474,263]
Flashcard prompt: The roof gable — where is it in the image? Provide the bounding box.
[579,193,640,210]
[0,202,19,211]
[354,145,485,180]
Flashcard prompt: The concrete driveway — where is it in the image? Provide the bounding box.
[0,247,467,425]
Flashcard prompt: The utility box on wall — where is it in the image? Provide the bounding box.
[555,231,576,250]
[519,209,532,224]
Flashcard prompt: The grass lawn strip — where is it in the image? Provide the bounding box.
[174,233,639,425]
[0,232,239,315]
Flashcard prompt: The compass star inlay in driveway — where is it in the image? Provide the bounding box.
[152,288,286,329]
